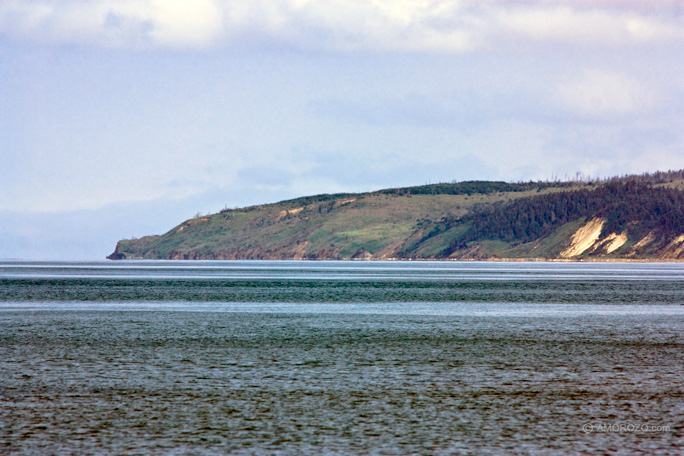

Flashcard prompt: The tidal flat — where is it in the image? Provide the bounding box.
[2,310,683,455]
[1,261,683,454]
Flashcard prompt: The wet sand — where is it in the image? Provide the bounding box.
[2,310,682,455]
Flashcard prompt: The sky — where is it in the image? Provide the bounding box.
[2,0,684,260]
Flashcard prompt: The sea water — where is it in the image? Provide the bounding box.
[1,261,683,455]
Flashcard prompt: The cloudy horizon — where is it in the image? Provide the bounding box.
[2,0,684,259]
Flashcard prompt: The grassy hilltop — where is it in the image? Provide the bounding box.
[109,170,684,261]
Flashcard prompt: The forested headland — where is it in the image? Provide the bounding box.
[109,170,684,261]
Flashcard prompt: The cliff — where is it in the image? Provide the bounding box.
[109,171,684,261]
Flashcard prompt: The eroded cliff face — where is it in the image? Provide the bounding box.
[560,218,607,258]
[658,235,684,259]
[552,218,684,260]
[558,218,629,258]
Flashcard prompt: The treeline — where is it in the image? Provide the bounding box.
[378,180,574,197]
[604,169,684,185]
[221,192,359,214]
[380,169,684,197]
[375,170,684,197]
[446,181,684,251]
[220,170,684,214]
[219,180,573,215]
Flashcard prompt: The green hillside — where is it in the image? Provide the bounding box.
[109,171,684,261]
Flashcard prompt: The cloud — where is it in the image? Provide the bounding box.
[554,69,655,120]
[2,0,682,52]
[0,0,224,49]
[487,3,684,48]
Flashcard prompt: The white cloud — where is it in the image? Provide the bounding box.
[489,4,684,48]
[2,0,682,52]
[0,0,224,49]
[144,0,223,48]
[554,69,655,119]
[289,0,477,52]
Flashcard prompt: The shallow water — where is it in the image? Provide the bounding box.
[1,261,683,455]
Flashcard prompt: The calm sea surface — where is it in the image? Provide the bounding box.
[1,260,683,455]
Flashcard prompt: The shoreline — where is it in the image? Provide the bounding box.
[106,256,684,263]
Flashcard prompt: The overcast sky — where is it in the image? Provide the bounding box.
[2,0,684,260]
